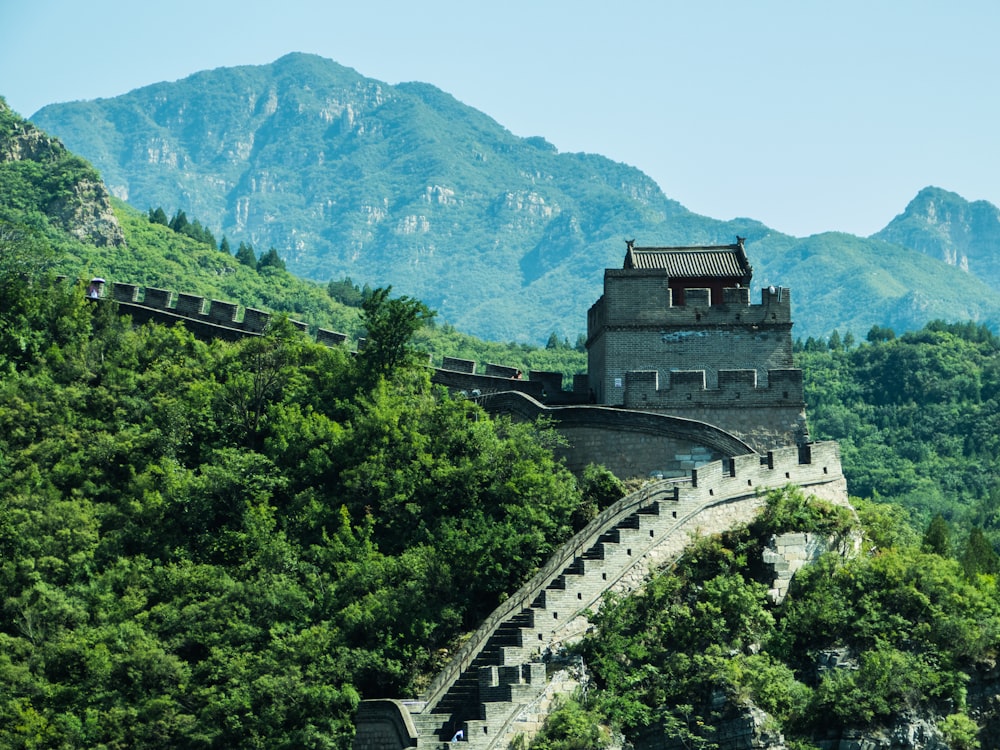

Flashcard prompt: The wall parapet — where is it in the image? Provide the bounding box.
[476,390,755,459]
[353,700,419,750]
[623,368,804,409]
[97,279,589,406]
[106,281,323,342]
[415,437,845,713]
[598,279,792,328]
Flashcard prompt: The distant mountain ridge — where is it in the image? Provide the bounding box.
[27,53,1000,342]
[875,186,1000,279]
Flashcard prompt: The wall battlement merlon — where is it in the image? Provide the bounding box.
[599,285,792,327]
[110,282,313,337]
[89,280,589,402]
[684,442,841,500]
[624,368,804,402]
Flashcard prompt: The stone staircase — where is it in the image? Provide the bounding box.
[353,442,848,750]
[415,484,714,750]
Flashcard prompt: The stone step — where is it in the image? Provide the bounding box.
[418,490,740,750]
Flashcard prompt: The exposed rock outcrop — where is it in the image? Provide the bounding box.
[0,99,125,248]
[47,176,126,248]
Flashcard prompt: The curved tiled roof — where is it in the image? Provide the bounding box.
[623,238,752,281]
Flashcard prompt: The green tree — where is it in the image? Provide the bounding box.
[528,696,610,750]
[922,514,951,556]
[147,206,169,225]
[575,463,625,528]
[961,527,999,577]
[328,276,364,306]
[866,324,896,343]
[939,712,981,750]
[168,209,188,233]
[217,317,306,449]
[0,220,54,284]
[356,286,434,385]
[235,241,256,267]
[256,246,286,272]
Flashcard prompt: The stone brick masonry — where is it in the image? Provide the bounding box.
[352,443,848,750]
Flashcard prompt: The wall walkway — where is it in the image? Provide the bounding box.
[475,390,755,478]
[353,442,847,750]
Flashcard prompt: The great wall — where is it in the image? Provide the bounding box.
[85,238,851,750]
[352,443,847,750]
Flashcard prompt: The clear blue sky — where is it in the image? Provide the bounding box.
[2,0,997,238]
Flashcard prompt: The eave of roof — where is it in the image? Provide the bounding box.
[624,243,752,279]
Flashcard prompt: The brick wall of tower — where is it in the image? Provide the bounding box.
[587,270,802,445]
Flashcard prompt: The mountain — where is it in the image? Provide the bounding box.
[0,99,588,379]
[873,185,1000,280]
[26,53,1000,343]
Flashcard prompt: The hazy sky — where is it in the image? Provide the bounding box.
[2,0,996,238]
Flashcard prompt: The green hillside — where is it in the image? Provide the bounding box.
[29,53,1000,344]
[753,231,1000,339]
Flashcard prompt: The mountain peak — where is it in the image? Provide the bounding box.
[874,186,1000,276]
[0,101,125,247]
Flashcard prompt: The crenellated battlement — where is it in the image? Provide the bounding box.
[589,281,791,334]
[103,281,344,344]
[87,278,591,405]
[623,367,804,408]
[434,360,590,405]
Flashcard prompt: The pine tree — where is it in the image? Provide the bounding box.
[235,242,256,268]
[961,527,999,577]
[257,247,286,272]
[922,514,950,556]
[168,209,189,233]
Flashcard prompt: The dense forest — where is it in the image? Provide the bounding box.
[0,255,604,747]
[799,321,1000,547]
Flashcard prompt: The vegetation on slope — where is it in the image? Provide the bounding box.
[533,488,994,750]
[799,321,1000,542]
[0,268,590,748]
[110,199,590,380]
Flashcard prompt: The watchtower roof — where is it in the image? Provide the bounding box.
[623,237,752,283]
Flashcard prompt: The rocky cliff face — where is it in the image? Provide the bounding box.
[47,176,126,248]
[874,186,1000,282]
[0,99,125,248]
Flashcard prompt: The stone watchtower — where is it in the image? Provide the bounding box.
[586,238,808,452]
